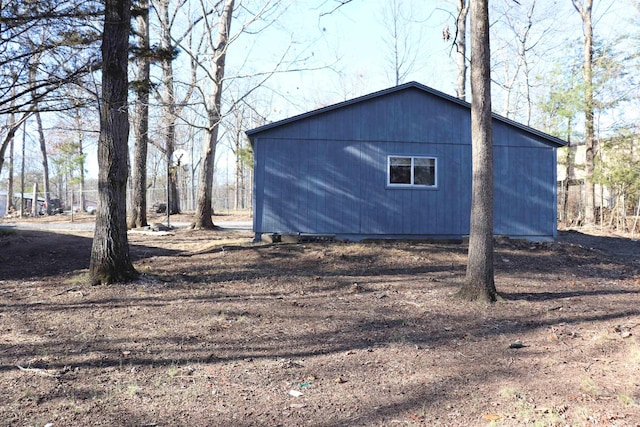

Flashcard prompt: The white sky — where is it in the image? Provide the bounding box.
[243,0,635,122]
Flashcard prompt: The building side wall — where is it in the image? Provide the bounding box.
[254,137,557,239]
[252,89,560,240]
[254,138,473,236]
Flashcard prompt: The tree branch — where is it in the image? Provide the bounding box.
[319,0,354,16]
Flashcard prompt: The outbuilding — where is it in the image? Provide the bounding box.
[245,81,566,242]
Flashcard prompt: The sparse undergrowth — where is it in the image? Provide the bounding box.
[0,218,639,426]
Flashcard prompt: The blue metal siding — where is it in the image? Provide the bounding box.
[257,138,476,237]
[251,86,560,240]
[494,145,557,238]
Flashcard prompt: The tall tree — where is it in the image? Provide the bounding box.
[6,95,17,213]
[192,0,234,229]
[73,109,87,214]
[458,0,497,302]
[156,0,180,215]
[494,0,538,123]
[89,0,137,285]
[572,0,596,224]
[147,0,200,219]
[538,58,583,223]
[28,47,52,214]
[381,0,421,86]
[454,0,469,100]
[129,0,151,228]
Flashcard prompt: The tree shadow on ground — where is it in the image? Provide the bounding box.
[0,228,181,281]
[2,229,640,425]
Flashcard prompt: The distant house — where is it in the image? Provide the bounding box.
[557,143,615,224]
[245,81,566,242]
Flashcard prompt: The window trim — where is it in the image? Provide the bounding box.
[387,155,438,188]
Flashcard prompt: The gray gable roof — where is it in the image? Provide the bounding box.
[246,81,567,147]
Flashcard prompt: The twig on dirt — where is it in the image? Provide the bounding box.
[456,351,473,359]
[53,287,79,296]
[16,365,64,377]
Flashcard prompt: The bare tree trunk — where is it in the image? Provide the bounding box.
[631,198,640,238]
[28,57,51,215]
[89,0,137,285]
[78,125,86,213]
[154,0,201,216]
[6,108,15,212]
[562,122,575,223]
[20,122,25,216]
[34,109,51,213]
[31,182,38,217]
[7,132,14,212]
[129,0,150,228]
[158,0,180,215]
[572,0,595,225]
[455,0,469,100]
[235,134,241,211]
[192,0,234,229]
[458,0,497,302]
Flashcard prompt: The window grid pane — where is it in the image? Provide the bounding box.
[413,158,435,186]
[389,157,412,184]
[388,156,436,187]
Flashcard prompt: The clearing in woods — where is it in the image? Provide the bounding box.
[1,212,639,426]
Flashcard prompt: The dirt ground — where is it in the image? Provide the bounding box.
[1,212,639,426]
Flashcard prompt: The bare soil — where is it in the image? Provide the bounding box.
[1,213,639,426]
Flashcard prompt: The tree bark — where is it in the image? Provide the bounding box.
[192,0,234,229]
[28,55,52,215]
[455,0,469,100]
[235,128,242,210]
[562,122,575,223]
[7,127,15,212]
[129,0,150,229]
[34,109,51,213]
[458,0,497,302]
[157,0,180,215]
[572,0,595,225]
[7,101,16,212]
[89,0,137,285]
[78,121,86,214]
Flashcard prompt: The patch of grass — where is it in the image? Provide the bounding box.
[20,388,34,400]
[167,363,179,378]
[216,310,227,322]
[580,376,599,396]
[126,384,140,397]
[499,386,520,400]
[626,343,640,364]
[617,391,638,406]
[64,272,91,286]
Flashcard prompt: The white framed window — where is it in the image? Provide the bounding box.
[388,155,437,187]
